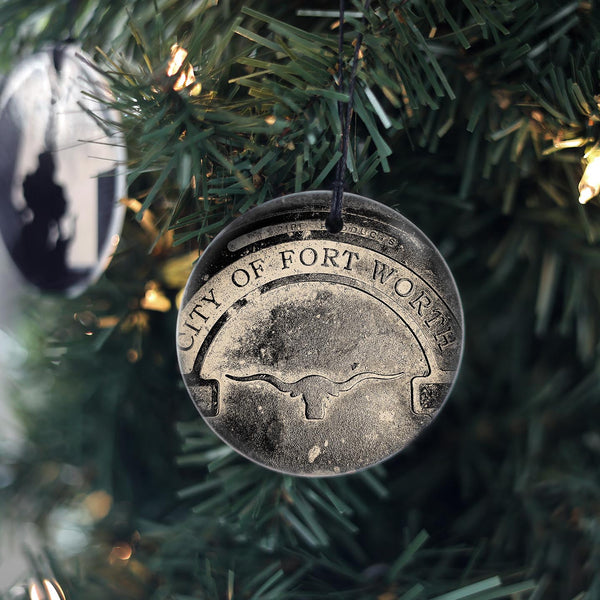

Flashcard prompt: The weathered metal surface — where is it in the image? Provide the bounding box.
[177,192,464,476]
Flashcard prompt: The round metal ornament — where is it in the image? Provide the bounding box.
[177,192,463,476]
[0,44,126,296]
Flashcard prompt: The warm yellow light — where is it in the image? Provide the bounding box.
[579,154,600,204]
[167,44,199,93]
[29,582,43,600]
[96,316,120,329]
[84,490,113,520]
[109,543,133,563]
[43,579,66,600]
[140,284,172,312]
[127,349,141,363]
[167,45,188,77]
[580,186,595,204]
[28,580,65,600]
[174,66,196,91]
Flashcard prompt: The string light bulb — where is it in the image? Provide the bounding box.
[43,580,65,600]
[109,542,133,564]
[578,151,600,204]
[167,44,202,96]
[28,582,42,600]
[28,579,66,600]
[140,281,171,312]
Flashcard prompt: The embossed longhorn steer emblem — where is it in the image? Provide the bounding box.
[226,371,403,420]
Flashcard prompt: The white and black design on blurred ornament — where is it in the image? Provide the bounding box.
[0,44,126,295]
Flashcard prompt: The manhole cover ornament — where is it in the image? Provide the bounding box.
[177,191,464,476]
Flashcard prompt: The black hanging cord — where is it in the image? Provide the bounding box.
[326,0,371,233]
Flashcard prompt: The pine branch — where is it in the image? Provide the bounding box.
[3,2,600,599]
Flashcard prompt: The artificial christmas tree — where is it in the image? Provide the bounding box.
[1,1,599,599]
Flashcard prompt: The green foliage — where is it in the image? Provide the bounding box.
[0,0,227,69]
[3,0,600,599]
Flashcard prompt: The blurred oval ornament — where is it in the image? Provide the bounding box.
[177,192,464,476]
[0,44,126,296]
